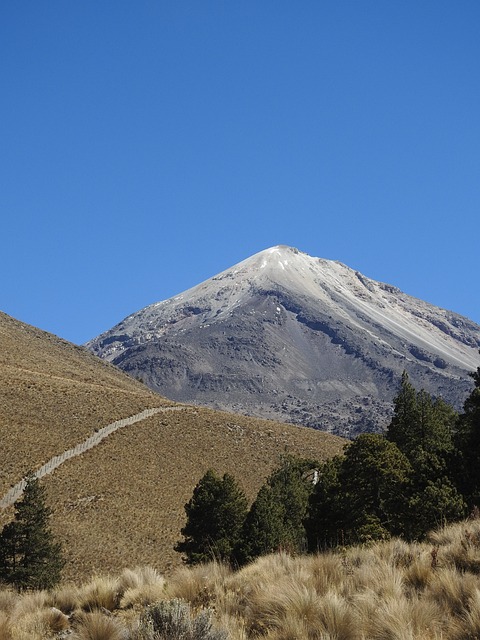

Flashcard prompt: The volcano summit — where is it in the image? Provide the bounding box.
[87,246,480,437]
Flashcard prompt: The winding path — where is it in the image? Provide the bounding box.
[0,405,187,509]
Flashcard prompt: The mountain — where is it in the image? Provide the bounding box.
[87,246,480,437]
[0,311,344,579]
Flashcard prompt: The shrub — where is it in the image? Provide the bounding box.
[134,598,228,640]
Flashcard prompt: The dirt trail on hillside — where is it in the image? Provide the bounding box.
[0,405,187,508]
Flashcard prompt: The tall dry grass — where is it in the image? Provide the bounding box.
[2,516,480,638]
[70,611,126,640]
[119,566,166,609]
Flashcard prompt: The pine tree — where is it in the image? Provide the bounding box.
[387,372,457,465]
[454,360,480,507]
[266,455,315,554]
[306,435,411,548]
[237,456,317,564]
[386,371,421,454]
[386,375,465,538]
[305,456,344,551]
[0,473,64,590]
[175,469,248,565]
[234,483,285,565]
[339,433,412,541]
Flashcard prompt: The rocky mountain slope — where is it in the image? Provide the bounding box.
[0,311,344,579]
[88,246,480,437]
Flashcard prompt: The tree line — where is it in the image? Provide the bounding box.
[176,364,480,565]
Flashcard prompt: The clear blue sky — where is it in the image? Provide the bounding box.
[1,2,479,345]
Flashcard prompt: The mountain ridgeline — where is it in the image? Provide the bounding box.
[87,246,480,437]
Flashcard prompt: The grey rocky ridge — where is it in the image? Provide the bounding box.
[87,246,480,437]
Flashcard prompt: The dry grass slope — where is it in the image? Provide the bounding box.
[0,312,344,580]
[46,406,344,579]
[0,312,166,497]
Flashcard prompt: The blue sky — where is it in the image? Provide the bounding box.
[1,2,479,345]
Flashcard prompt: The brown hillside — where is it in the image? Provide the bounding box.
[0,311,166,496]
[0,311,345,581]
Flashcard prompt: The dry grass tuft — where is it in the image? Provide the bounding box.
[244,580,320,635]
[261,615,311,640]
[78,575,120,612]
[374,537,416,568]
[71,611,126,640]
[0,591,16,615]
[41,606,70,633]
[0,611,11,640]
[306,552,346,595]
[165,561,231,607]
[214,612,248,640]
[8,612,51,640]
[362,595,445,640]
[350,557,405,601]
[315,592,357,640]
[451,587,480,639]
[118,566,165,609]
[404,554,434,593]
[428,567,479,617]
[10,591,49,621]
[49,582,82,614]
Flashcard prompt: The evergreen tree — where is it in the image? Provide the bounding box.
[306,435,411,548]
[234,483,285,565]
[405,477,465,540]
[387,372,457,466]
[306,377,466,548]
[454,360,480,507]
[175,469,248,565]
[0,473,64,590]
[266,455,314,554]
[236,456,316,564]
[305,456,344,550]
[386,371,420,454]
[339,433,411,541]
[387,374,465,538]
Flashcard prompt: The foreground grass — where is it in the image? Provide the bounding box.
[3,518,480,639]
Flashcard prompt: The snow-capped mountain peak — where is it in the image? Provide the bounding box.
[87,246,480,437]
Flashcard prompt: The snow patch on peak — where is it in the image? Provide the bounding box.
[88,245,480,375]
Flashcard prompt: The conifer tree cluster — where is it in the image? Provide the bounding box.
[307,371,469,549]
[177,363,480,565]
[176,457,315,566]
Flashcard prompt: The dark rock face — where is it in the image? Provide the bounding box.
[87,246,480,438]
